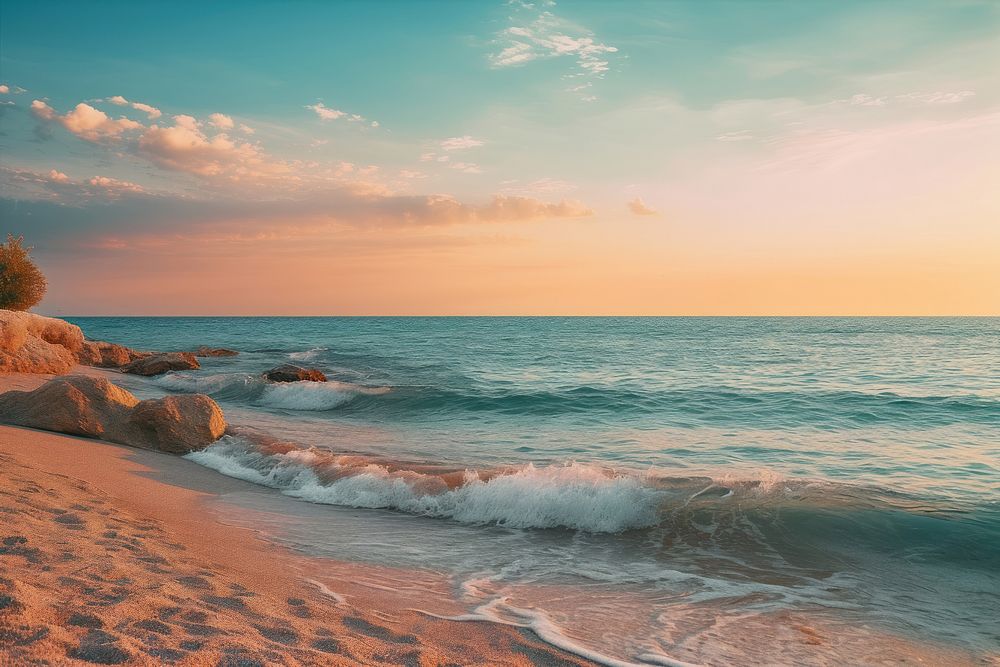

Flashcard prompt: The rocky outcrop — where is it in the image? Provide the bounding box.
[0,376,226,453]
[122,352,200,376]
[78,340,149,368]
[0,310,85,374]
[191,346,238,358]
[263,364,327,383]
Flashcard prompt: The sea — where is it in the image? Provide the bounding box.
[65,316,1000,666]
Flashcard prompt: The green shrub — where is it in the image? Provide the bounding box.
[0,235,47,311]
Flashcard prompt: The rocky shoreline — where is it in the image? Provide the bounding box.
[0,310,328,455]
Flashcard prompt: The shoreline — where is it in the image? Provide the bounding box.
[1,363,995,666]
[0,402,596,666]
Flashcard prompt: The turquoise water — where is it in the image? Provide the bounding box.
[67,317,1000,664]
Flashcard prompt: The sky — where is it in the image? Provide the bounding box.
[1,0,998,315]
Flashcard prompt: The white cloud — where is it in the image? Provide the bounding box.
[489,2,619,96]
[307,101,345,121]
[0,85,8,94]
[306,101,375,126]
[239,124,255,135]
[627,197,657,216]
[48,169,69,182]
[898,90,975,105]
[440,135,485,151]
[107,95,129,106]
[208,112,235,130]
[31,100,143,142]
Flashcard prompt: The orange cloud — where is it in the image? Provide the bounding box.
[627,198,657,216]
[31,101,143,142]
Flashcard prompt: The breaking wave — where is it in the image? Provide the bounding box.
[154,372,389,412]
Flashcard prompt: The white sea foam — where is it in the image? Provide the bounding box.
[186,437,661,532]
[289,347,327,361]
[413,597,703,667]
[255,381,363,411]
[155,372,255,394]
[155,371,388,411]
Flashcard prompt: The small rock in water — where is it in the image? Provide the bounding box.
[122,352,200,376]
[263,364,327,383]
[191,346,239,357]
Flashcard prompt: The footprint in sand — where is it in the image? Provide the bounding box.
[67,629,130,665]
[342,616,418,645]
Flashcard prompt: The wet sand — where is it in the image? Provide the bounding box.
[0,373,594,667]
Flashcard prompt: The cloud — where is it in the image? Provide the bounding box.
[105,96,162,119]
[627,198,657,216]
[239,123,255,135]
[87,176,146,194]
[208,112,235,129]
[131,102,162,119]
[489,2,619,96]
[31,100,143,142]
[2,164,592,247]
[306,101,375,126]
[137,116,284,179]
[0,166,146,201]
[307,102,345,120]
[440,135,485,151]
[0,85,8,94]
[898,90,975,105]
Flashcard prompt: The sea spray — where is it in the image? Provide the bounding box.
[187,436,662,532]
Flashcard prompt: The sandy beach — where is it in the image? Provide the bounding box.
[0,372,593,667]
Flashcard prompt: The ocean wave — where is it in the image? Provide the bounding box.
[187,436,662,532]
[183,436,1000,571]
[154,372,389,411]
[339,385,1000,428]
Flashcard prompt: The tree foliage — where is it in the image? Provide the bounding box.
[0,235,47,311]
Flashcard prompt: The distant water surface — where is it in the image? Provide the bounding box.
[66,316,1000,665]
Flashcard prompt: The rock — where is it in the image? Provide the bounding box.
[191,346,238,357]
[78,340,149,368]
[0,376,137,438]
[0,375,226,453]
[127,395,227,453]
[0,310,85,374]
[122,352,199,376]
[263,364,327,383]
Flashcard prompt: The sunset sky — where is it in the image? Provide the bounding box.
[1,0,998,315]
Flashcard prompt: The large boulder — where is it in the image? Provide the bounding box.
[0,376,226,453]
[78,340,149,368]
[122,352,199,376]
[127,395,227,453]
[0,375,137,438]
[0,310,85,374]
[191,346,238,358]
[263,364,327,383]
